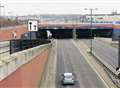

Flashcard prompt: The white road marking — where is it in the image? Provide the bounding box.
[72,40,110,88]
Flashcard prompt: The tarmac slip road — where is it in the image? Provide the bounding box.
[56,40,107,88]
[82,39,118,69]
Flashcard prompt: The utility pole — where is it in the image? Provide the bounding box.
[73,15,78,40]
[0,2,4,28]
[84,8,98,54]
[29,22,32,40]
[73,27,77,39]
[0,2,4,17]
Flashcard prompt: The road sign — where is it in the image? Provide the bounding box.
[28,20,38,31]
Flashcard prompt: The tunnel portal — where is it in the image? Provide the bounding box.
[21,27,113,39]
[36,28,112,39]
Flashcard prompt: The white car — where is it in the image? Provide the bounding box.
[61,73,75,85]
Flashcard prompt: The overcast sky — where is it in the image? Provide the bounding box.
[1,0,120,16]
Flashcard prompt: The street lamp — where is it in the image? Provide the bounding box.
[8,12,12,19]
[0,2,4,16]
[0,2,4,28]
[84,8,98,54]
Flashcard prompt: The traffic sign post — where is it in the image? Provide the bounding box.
[29,22,32,40]
[28,20,38,40]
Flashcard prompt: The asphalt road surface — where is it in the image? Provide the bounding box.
[82,39,118,69]
[56,40,107,88]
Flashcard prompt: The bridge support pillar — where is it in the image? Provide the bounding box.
[73,28,77,39]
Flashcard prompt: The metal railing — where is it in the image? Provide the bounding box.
[10,39,51,54]
[0,46,10,54]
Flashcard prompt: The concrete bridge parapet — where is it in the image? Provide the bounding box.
[0,43,52,80]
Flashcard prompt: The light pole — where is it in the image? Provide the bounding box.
[84,8,98,54]
[0,2,4,28]
[0,2,4,16]
[8,12,12,19]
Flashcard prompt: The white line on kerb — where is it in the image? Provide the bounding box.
[55,39,57,88]
[72,40,110,88]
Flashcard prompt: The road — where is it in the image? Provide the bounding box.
[82,39,118,69]
[56,40,107,88]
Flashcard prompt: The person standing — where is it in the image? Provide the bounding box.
[12,31,17,39]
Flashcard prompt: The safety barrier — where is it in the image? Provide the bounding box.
[0,43,51,80]
[10,39,51,54]
[0,41,9,47]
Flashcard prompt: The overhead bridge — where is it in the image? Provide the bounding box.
[37,23,113,39]
[21,23,113,39]
[37,28,112,39]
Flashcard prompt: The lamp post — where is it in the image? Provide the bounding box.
[0,2,4,28]
[8,12,12,19]
[84,8,98,54]
[0,2,4,17]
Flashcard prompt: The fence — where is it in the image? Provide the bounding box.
[10,39,51,54]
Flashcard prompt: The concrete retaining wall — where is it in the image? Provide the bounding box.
[0,43,51,81]
[0,41,9,47]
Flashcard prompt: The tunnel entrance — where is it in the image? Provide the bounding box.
[37,28,92,39]
[76,29,91,38]
[93,29,113,38]
[37,29,73,39]
[50,29,73,39]
[35,28,113,39]
[22,28,113,39]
